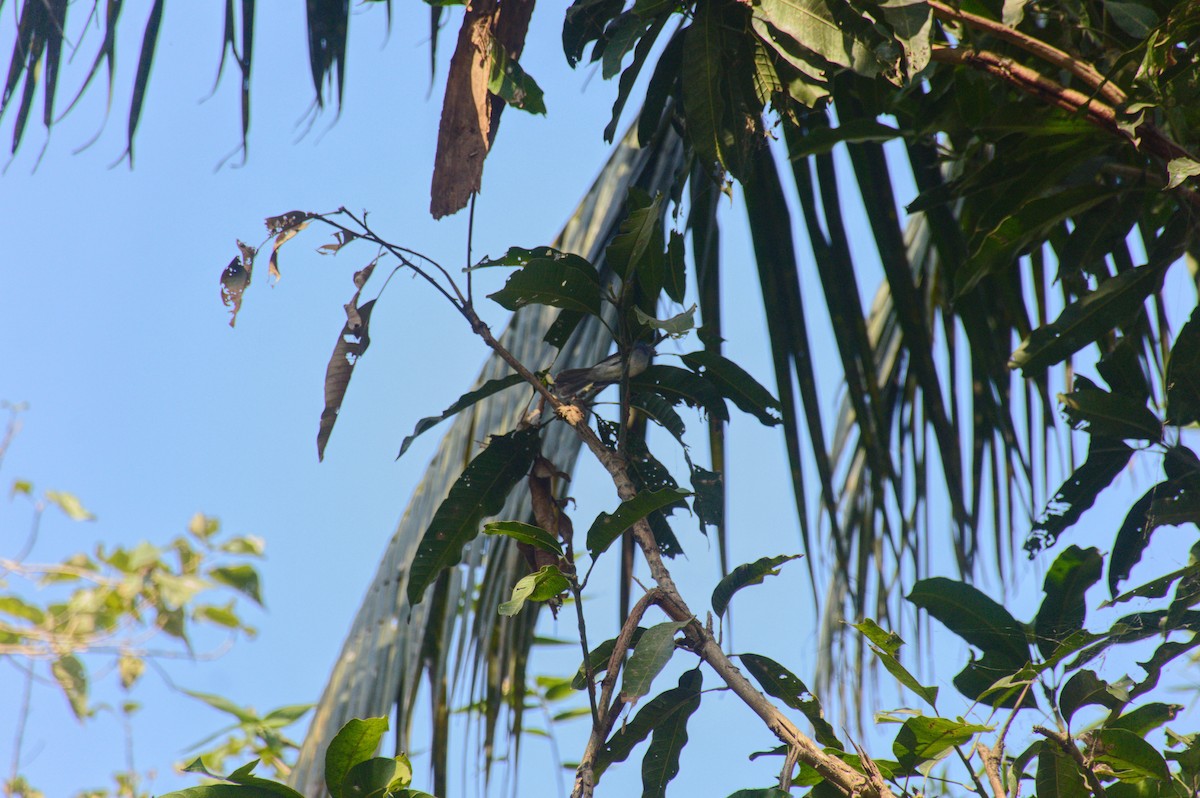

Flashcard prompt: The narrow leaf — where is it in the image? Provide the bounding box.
[407,428,541,606]
[1166,307,1200,426]
[640,669,702,797]
[740,653,841,749]
[586,487,692,556]
[711,554,801,617]
[397,374,525,459]
[681,350,782,426]
[595,669,701,781]
[483,521,564,556]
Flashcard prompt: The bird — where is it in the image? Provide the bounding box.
[553,342,656,401]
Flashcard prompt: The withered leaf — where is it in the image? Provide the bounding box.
[219,240,257,327]
[317,261,378,460]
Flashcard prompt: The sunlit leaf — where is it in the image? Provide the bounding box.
[620,620,688,702]
[498,565,570,616]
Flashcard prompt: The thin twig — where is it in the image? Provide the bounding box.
[8,663,33,784]
[467,193,477,305]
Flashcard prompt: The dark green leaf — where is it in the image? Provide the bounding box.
[1037,744,1090,798]
[681,350,782,426]
[483,521,564,556]
[325,717,389,798]
[1058,377,1161,442]
[689,464,722,532]
[711,554,802,617]
[908,577,1031,665]
[407,428,540,606]
[740,653,841,749]
[607,189,663,280]
[564,0,624,67]
[1029,436,1133,554]
[1104,0,1159,38]
[595,669,702,780]
[498,565,570,616]
[1093,729,1171,782]
[640,669,702,797]
[397,374,525,459]
[1167,307,1200,426]
[1105,703,1182,737]
[631,365,729,422]
[1010,262,1169,375]
[755,0,881,74]
[573,627,648,690]
[586,487,692,556]
[892,716,990,771]
[620,620,688,702]
[1034,545,1103,660]
[487,258,602,316]
[783,119,901,159]
[1059,670,1128,726]
[681,4,732,172]
[604,15,665,141]
[637,28,684,147]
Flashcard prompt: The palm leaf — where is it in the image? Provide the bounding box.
[286,119,686,796]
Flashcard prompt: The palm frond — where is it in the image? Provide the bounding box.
[287,120,686,796]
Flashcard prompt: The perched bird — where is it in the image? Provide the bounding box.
[553,342,655,401]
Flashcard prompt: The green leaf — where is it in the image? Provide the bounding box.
[680,350,782,426]
[851,620,939,710]
[782,119,901,159]
[620,620,689,702]
[640,669,703,797]
[634,304,697,337]
[482,521,564,556]
[488,41,545,115]
[572,627,648,690]
[1010,262,1169,375]
[52,654,89,719]
[325,717,389,798]
[1037,743,1090,798]
[1166,157,1200,190]
[604,15,665,142]
[407,428,541,606]
[1029,436,1133,553]
[1034,545,1103,660]
[892,716,990,772]
[487,258,602,317]
[1093,729,1171,782]
[664,231,686,303]
[606,189,663,280]
[631,365,730,422]
[397,374,526,459]
[0,596,45,624]
[755,0,881,74]
[586,487,692,556]
[341,756,413,798]
[711,554,802,617]
[1059,670,1128,726]
[44,490,96,521]
[1105,703,1183,736]
[907,577,1031,666]
[960,185,1117,296]
[210,565,263,606]
[1167,307,1200,426]
[498,565,570,616]
[681,3,732,172]
[1104,0,1159,38]
[595,669,702,781]
[1058,377,1161,442]
[740,653,842,749]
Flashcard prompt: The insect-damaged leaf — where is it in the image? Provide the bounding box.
[681,350,782,426]
[406,427,541,606]
[631,365,729,422]
[317,261,378,461]
[586,487,692,556]
[1027,436,1133,554]
[1058,376,1161,442]
[397,373,526,459]
[620,620,689,703]
[711,554,802,617]
[594,669,702,782]
[487,256,603,316]
[1009,262,1168,375]
[740,653,842,749]
[220,240,257,327]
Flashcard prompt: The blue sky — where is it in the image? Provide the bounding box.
[4,4,1199,798]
